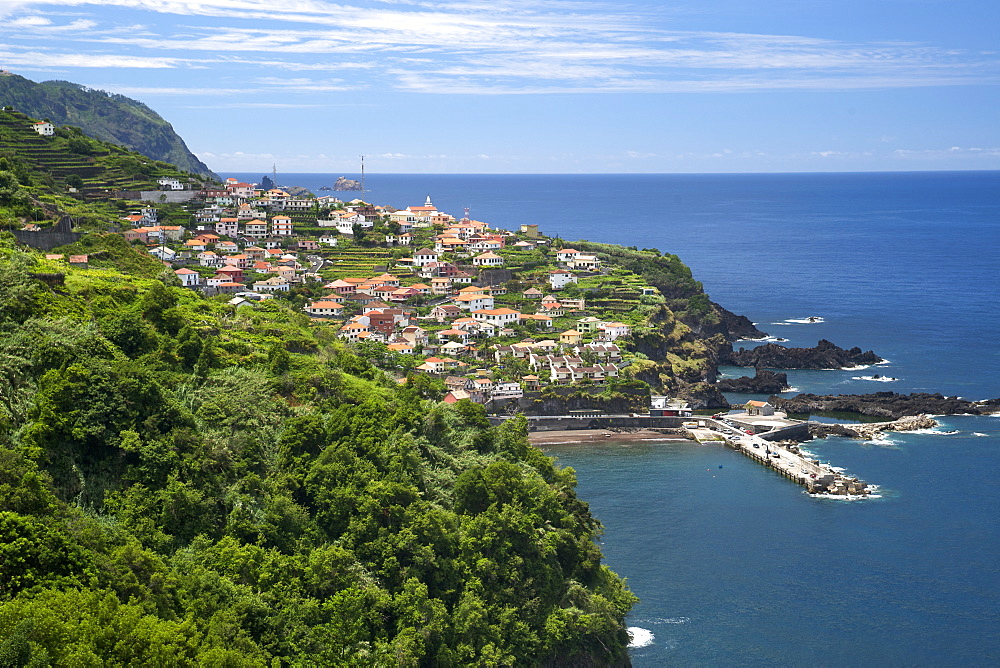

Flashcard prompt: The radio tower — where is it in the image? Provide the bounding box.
[272,163,277,189]
[360,155,366,198]
[463,206,470,221]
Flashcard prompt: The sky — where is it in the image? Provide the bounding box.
[1,0,998,174]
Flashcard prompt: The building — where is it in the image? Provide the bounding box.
[304,300,344,317]
[253,276,291,292]
[174,268,201,287]
[271,215,294,236]
[472,307,520,327]
[472,251,504,267]
[549,270,577,290]
[32,121,55,136]
[745,400,776,416]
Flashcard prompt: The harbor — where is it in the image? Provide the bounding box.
[691,418,871,496]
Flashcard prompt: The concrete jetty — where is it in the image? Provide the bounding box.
[694,418,871,496]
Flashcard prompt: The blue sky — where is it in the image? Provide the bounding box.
[2,0,998,173]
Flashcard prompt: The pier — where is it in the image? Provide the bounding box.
[490,412,874,496]
[693,418,870,496]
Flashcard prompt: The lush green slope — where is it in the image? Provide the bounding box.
[0,74,218,180]
[0,234,636,665]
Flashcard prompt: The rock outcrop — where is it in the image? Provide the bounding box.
[771,392,1000,419]
[724,339,883,370]
[808,414,939,440]
[716,370,789,394]
[332,176,362,191]
[675,382,730,409]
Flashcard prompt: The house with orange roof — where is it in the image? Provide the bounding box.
[304,300,344,317]
[556,248,581,263]
[339,321,370,342]
[472,307,520,327]
[174,268,201,287]
[549,269,577,290]
[453,293,494,311]
[598,322,631,341]
[388,342,415,355]
[473,251,504,267]
[244,219,268,237]
[430,277,452,295]
[271,215,293,236]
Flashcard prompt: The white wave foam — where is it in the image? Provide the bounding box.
[908,429,959,435]
[842,364,870,371]
[876,359,892,365]
[784,316,825,324]
[737,335,790,343]
[853,375,899,382]
[627,627,655,649]
[973,432,988,437]
[785,386,800,393]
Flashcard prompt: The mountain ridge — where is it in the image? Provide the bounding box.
[0,74,219,180]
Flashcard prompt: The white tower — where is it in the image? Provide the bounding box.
[425,194,433,207]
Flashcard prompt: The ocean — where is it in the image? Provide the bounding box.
[230,171,1000,665]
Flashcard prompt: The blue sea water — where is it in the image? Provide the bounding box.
[231,171,1000,665]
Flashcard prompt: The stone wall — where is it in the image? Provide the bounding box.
[13,216,81,250]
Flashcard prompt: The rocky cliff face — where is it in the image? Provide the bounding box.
[770,392,1000,419]
[723,339,883,370]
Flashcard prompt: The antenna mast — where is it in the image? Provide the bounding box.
[360,155,366,198]
[272,163,277,189]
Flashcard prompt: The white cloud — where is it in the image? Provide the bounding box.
[0,0,995,94]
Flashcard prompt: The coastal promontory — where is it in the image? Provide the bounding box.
[723,339,883,370]
[770,392,1000,419]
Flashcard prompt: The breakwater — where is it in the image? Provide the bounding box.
[699,418,871,496]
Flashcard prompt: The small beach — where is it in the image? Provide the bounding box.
[529,428,689,446]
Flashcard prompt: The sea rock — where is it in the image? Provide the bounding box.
[716,369,789,393]
[772,392,1000,420]
[724,339,883,370]
[332,176,362,191]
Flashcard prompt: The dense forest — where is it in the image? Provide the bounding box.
[0,236,636,665]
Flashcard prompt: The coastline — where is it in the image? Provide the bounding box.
[529,428,689,446]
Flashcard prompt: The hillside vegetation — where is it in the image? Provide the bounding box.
[0,107,206,226]
[0,74,218,179]
[0,234,635,665]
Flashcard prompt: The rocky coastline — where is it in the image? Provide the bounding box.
[723,339,883,370]
[716,369,789,393]
[769,392,1000,420]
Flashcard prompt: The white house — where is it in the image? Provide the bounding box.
[549,270,578,290]
[319,234,339,247]
[598,321,631,340]
[32,121,54,136]
[412,248,440,267]
[253,276,291,292]
[472,307,520,327]
[453,293,494,311]
[472,251,504,267]
[174,268,201,287]
[157,177,185,191]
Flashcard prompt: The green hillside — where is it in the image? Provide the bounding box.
[0,74,218,180]
[0,107,211,231]
[0,233,636,665]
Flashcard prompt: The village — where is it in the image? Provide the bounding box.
[67,177,672,409]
